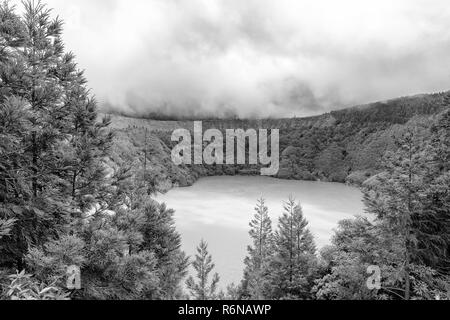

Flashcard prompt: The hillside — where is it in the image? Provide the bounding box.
[102,91,450,191]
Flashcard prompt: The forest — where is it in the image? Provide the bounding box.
[107,90,450,190]
[0,1,449,300]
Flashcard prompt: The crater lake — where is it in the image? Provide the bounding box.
[156,176,365,288]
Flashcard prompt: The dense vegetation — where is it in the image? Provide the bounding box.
[0,1,188,300]
[106,91,449,189]
[1,1,448,300]
[236,107,449,300]
[235,109,450,299]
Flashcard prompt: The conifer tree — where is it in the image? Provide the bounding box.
[0,0,76,269]
[269,197,317,299]
[420,109,450,273]
[58,67,113,216]
[186,240,220,300]
[316,117,450,301]
[364,128,421,299]
[242,198,274,299]
[1,1,191,300]
[362,125,447,299]
[136,200,189,299]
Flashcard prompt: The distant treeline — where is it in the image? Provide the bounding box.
[104,91,448,123]
[109,91,450,190]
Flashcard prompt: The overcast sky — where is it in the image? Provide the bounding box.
[29,0,450,118]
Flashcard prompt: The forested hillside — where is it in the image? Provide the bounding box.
[104,91,449,189]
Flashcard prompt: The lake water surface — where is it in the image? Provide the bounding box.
[156,176,364,288]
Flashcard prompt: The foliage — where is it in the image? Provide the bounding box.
[267,197,318,299]
[1,0,449,302]
[0,218,15,239]
[314,113,450,300]
[0,0,188,301]
[107,91,450,186]
[241,198,274,299]
[186,240,220,300]
[1,270,69,300]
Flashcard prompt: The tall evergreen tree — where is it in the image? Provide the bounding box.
[242,198,273,299]
[0,0,75,269]
[363,122,450,299]
[1,1,190,300]
[269,197,317,299]
[420,109,450,273]
[316,116,450,301]
[0,0,114,269]
[58,66,113,215]
[186,240,220,300]
[135,200,189,299]
[364,128,424,299]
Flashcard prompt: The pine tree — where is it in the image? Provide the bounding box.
[364,128,421,299]
[316,116,450,301]
[419,109,450,273]
[186,240,220,300]
[59,65,113,215]
[269,197,317,299]
[242,198,273,299]
[362,125,446,299]
[136,200,189,299]
[1,1,191,300]
[0,0,76,270]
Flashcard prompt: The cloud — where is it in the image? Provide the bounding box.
[26,0,450,118]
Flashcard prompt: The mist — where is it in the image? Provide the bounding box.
[35,0,450,118]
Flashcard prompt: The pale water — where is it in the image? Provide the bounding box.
[156,176,364,288]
